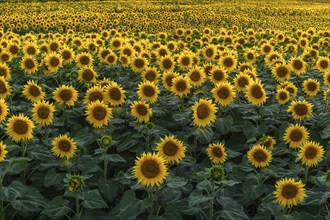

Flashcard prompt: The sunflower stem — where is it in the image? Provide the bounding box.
[75,193,81,220]
[103,151,108,181]
[209,181,215,220]
[304,167,309,184]
[193,134,197,160]
[147,188,155,216]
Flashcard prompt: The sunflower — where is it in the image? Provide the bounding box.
[0,77,11,99]
[60,47,75,63]
[52,134,77,159]
[85,100,112,128]
[78,67,98,83]
[177,52,193,70]
[260,43,273,55]
[283,124,309,149]
[192,98,217,127]
[0,99,8,121]
[302,78,320,97]
[276,88,290,105]
[119,55,131,67]
[245,80,267,105]
[258,136,276,149]
[131,56,148,73]
[171,76,191,97]
[22,80,45,102]
[84,85,106,105]
[130,101,152,123]
[20,56,38,74]
[133,152,169,187]
[298,141,325,167]
[316,57,330,72]
[48,40,61,52]
[207,143,227,164]
[324,89,330,102]
[6,114,35,143]
[247,144,272,168]
[155,135,186,164]
[76,52,93,68]
[187,67,205,87]
[212,82,236,106]
[324,71,330,87]
[143,67,159,83]
[137,81,159,103]
[234,72,252,92]
[105,52,118,66]
[32,100,55,126]
[209,67,227,85]
[23,42,39,56]
[287,100,313,121]
[0,139,8,162]
[289,57,306,76]
[159,56,175,72]
[162,71,178,91]
[7,43,20,57]
[219,54,237,72]
[110,37,123,50]
[53,85,78,107]
[0,63,11,80]
[44,52,63,73]
[271,64,291,82]
[203,45,217,61]
[104,83,126,106]
[274,178,306,208]
[0,50,12,63]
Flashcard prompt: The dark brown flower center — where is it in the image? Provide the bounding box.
[0,68,6,77]
[307,82,317,91]
[223,57,234,67]
[141,160,160,178]
[112,40,120,48]
[50,57,60,67]
[263,45,271,53]
[181,57,190,66]
[93,106,107,120]
[175,80,187,92]
[0,81,7,94]
[27,46,36,55]
[293,104,308,116]
[253,149,267,162]
[197,104,210,120]
[217,87,230,99]
[304,146,317,159]
[281,184,298,199]
[158,49,167,57]
[50,42,59,51]
[10,45,19,54]
[136,104,148,116]
[277,66,289,78]
[279,91,288,100]
[82,69,94,81]
[80,55,90,66]
[58,140,71,152]
[213,70,225,81]
[13,120,28,135]
[1,54,9,62]
[134,58,145,69]
[205,48,214,58]
[29,85,41,97]
[163,141,178,156]
[89,91,103,102]
[238,77,249,88]
[123,48,132,57]
[251,85,263,99]
[107,55,116,64]
[59,89,72,101]
[25,59,35,70]
[212,147,223,158]
[293,60,303,70]
[62,51,71,60]
[37,106,50,119]
[145,71,156,81]
[143,85,155,97]
[247,53,254,60]
[190,71,200,82]
[289,129,303,142]
[109,88,121,101]
[320,60,328,69]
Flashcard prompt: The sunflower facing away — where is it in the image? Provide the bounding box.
[0,141,7,162]
[247,144,272,168]
[6,114,35,142]
[283,124,309,149]
[130,101,153,123]
[245,80,267,105]
[85,100,112,128]
[52,134,77,159]
[274,178,306,208]
[207,143,228,164]
[212,82,236,106]
[287,100,313,121]
[133,152,169,187]
[22,80,45,102]
[0,98,8,121]
[32,100,55,126]
[155,135,186,164]
[192,98,217,127]
[298,141,325,167]
[53,85,78,107]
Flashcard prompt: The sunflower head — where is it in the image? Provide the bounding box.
[171,76,191,97]
[32,100,55,126]
[6,114,35,143]
[274,178,306,208]
[137,81,159,103]
[211,82,236,106]
[208,164,226,182]
[283,124,309,149]
[53,85,78,107]
[245,80,267,105]
[99,135,112,148]
[130,101,152,123]
[155,135,186,164]
[258,135,276,149]
[302,78,320,97]
[287,100,313,121]
[207,143,227,164]
[23,80,45,102]
[52,134,77,159]
[85,100,113,128]
[298,141,325,167]
[192,98,218,127]
[276,88,290,105]
[187,67,205,87]
[0,99,8,121]
[0,141,8,162]
[104,83,126,106]
[65,174,86,192]
[247,144,272,168]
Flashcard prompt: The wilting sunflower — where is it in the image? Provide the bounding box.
[22,80,45,102]
[159,56,175,72]
[212,82,236,106]
[155,135,186,164]
[133,152,169,187]
[137,81,159,103]
[192,98,217,127]
[0,99,8,121]
[84,85,106,105]
[276,88,290,105]
[6,114,35,143]
[104,83,126,106]
[162,71,178,91]
[274,178,306,208]
[219,54,237,72]
[131,56,148,73]
[287,100,313,121]
[245,80,267,105]
[271,64,291,82]
[85,100,112,128]
[44,52,63,73]
[209,67,228,85]
[233,72,252,92]
[32,100,55,126]
[0,63,11,80]
[78,67,98,83]
[324,71,330,87]
[247,144,272,168]
[258,135,276,149]
[207,143,228,164]
[302,78,320,97]
[20,56,38,74]
[52,134,77,159]
[298,141,325,167]
[0,141,7,162]
[53,85,78,107]
[316,56,330,72]
[76,52,93,68]
[130,101,152,123]
[171,76,191,97]
[0,77,11,99]
[289,57,306,76]
[187,67,205,87]
[283,124,309,149]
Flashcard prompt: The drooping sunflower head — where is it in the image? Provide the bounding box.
[287,100,313,121]
[283,124,309,149]
[22,80,45,103]
[99,135,112,148]
[258,135,276,149]
[0,63,11,80]
[171,76,191,98]
[192,98,218,127]
[298,141,325,167]
[316,56,330,72]
[52,134,77,159]
[32,100,55,126]
[133,152,169,188]
[245,80,267,105]
[6,114,35,143]
[274,178,306,208]
[207,143,228,164]
[137,81,159,103]
[0,141,8,162]
[155,135,186,164]
[85,100,112,128]
[247,144,272,168]
[20,56,38,74]
[53,84,78,107]
[211,81,236,106]
[66,174,86,192]
[0,77,11,99]
[130,101,152,123]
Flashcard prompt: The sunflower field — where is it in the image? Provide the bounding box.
[0,0,329,219]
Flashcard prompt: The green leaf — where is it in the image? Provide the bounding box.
[215,115,233,135]
[162,203,183,220]
[243,122,256,139]
[172,109,191,124]
[104,154,126,163]
[44,168,65,187]
[7,157,31,174]
[11,188,47,212]
[188,189,209,207]
[41,197,70,220]
[219,209,249,220]
[242,182,266,200]
[2,181,26,202]
[82,189,108,209]
[166,176,188,188]
[194,126,214,143]
[99,180,119,203]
